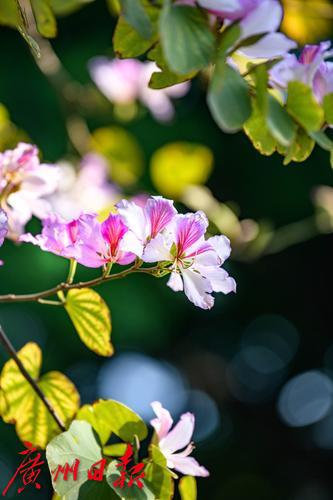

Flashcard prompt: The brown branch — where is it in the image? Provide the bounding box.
[0,265,159,304]
[0,325,66,432]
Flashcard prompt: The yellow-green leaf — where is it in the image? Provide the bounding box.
[323,93,333,125]
[103,443,128,456]
[65,288,113,357]
[77,399,148,444]
[286,81,324,131]
[179,476,197,500]
[244,101,277,156]
[150,142,213,199]
[31,0,57,38]
[0,343,79,448]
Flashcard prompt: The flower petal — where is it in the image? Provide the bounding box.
[117,199,147,242]
[160,412,195,453]
[142,233,172,263]
[150,401,174,440]
[181,267,214,310]
[167,271,184,292]
[240,0,283,39]
[198,266,236,294]
[144,196,177,239]
[239,33,297,59]
[208,235,232,264]
[168,454,210,477]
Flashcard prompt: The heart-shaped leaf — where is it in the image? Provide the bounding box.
[0,342,79,448]
[287,81,324,131]
[65,288,113,357]
[77,399,148,445]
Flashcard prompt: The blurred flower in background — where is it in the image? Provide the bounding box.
[48,153,120,219]
[282,0,333,44]
[89,57,190,122]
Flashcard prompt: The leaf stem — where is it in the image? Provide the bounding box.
[0,325,66,432]
[66,259,77,284]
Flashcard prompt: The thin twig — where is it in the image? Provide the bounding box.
[0,325,66,432]
[0,265,159,304]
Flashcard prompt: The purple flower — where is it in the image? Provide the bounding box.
[143,211,236,310]
[270,41,333,103]
[99,213,141,265]
[89,58,190,122]
[150,401,209,477]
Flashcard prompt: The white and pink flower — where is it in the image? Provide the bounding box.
[89,58,190,122]
[0,142,59,239]
[150,401,209,477]
[143,210,236,310]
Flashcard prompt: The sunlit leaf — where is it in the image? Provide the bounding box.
[0,343,79,448]
[179,476,197,500]
[77,399,148,445]
[113,1,159,58]
[267,95,297,147]
[277,127,315,164]
[103,443,128,456]
[65,288,113,357]
[119,0,152,39]
[244,101,277,156]
[31,0,57,38]
[208,62,252,133]
[46,420,102,500]
[323,93,333,125]
[0,1,20,27]
[286,81,324,131]
[160,4,215,74]
[145,463,174,500]
[150,142,213,199]
[90,127,144,186]
[107,460,155,499]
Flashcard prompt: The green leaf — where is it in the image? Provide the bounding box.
[65,288,113,357]
[0,343,79,448]
[244,101,276,156]
[310,130,333,167]
[31,0,57,37]
[50,0,95,16]
[179,476,197,500]
[286,81,324,131]
[0,1,20,26]
[113,1,159,58]
[79,478,119,499]
[103,443,128,456]
[145,462,174,500]
[148,44,196,90]
[208,62,251,133]
[119,0,152,39]
[160,4,215,74]
[46,420,102,500]
[323,93,333,125]
[106,460,155,499]
[277,127,315,164]
[267,95,297,147]
[77,399,148,445]
[218,22,241,57]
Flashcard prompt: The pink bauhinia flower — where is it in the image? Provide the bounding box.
[117,196,177,256]
[21,211,142,268]
[185,0,296,59]
[0,209,8,266]
[143,211,236,310]
[270,41,333,104]
[89,58,190,122]
[150,401,209,477]
[0,142,59,239]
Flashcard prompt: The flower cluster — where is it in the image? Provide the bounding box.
[270,41,333,103]
[89,58,190,122]
[184,0,296,59]
[151,401,209,477]
[0,142,59,239]
[21,196,236,309]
